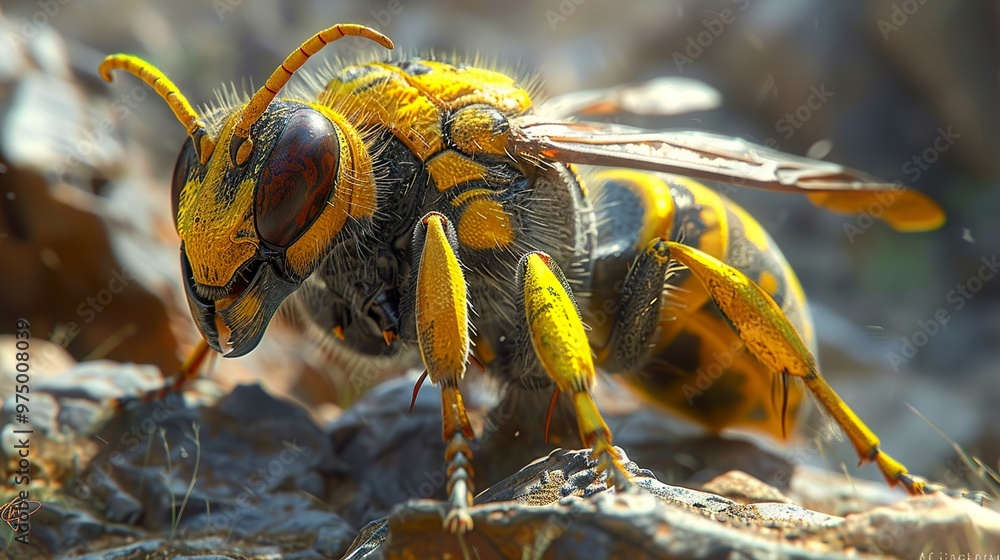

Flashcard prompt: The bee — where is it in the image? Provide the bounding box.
[99,23,947,532]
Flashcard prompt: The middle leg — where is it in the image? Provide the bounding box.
[514,251,635,488]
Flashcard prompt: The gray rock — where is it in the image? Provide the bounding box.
[344,448,848,559]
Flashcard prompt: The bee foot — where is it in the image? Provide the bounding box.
[443,472,474,533]
[898,472,928,495]
[591,441,633,492]
[443,507,474,534]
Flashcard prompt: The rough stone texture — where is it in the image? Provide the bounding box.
[342,447,1000,559]
[325,371,451,527]
[702,470,793,505]
[1,367,995,560]
[832,494,1000,557]
[0,360,357,559]
[0,360,162,489]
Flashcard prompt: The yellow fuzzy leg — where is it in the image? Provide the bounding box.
[665,241,926,493]
[519,252,631,489]
[414,213,476,532]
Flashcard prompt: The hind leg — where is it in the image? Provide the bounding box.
[665,241,926,493]
[589,171,810,440]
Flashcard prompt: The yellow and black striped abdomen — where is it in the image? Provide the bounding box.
[588,169,814,440]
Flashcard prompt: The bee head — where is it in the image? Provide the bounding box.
[99,24,393,357]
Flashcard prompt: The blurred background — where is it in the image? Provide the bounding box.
[0,0,997,487]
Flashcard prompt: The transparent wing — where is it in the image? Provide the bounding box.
[508,119,945,232]
[535,77,722,119]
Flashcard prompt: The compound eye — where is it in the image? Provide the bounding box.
[171,138,199,222]
[254,109,340,249]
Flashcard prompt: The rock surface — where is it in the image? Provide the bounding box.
[1,365,997,559]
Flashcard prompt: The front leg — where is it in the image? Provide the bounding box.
[412,212,476,533]
[515,252,631,489]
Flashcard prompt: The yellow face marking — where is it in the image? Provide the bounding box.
[178,102,378,288]
[416,214,469,382]
[426,150,490,192]
[457,197,514,250]
[176,116,257,287]
[521,254,595,393]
